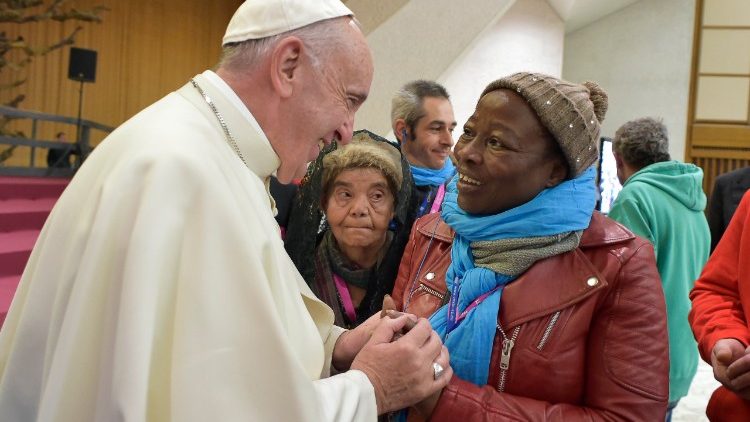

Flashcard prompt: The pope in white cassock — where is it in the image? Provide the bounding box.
[0,1,452,420]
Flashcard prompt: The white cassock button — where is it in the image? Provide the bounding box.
[586,277,599,287]
[426,272,435,280]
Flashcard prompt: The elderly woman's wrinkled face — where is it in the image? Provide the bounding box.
[325,168,395,253]
[454,89,567,215]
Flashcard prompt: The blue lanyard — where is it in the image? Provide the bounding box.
[416,186,436,217]
[445,276,461,337]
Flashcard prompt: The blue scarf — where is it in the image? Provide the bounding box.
[429,167,597,385]
[410,159,456,187]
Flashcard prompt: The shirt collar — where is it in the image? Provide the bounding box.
[196,70,281,179]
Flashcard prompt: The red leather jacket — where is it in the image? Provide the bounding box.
[392,212,669,421]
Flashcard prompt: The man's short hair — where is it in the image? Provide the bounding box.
[613,117,671,169]
[218,17,356,73]
[391,80,450,135]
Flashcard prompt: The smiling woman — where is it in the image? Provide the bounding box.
[391,72,671,420]
[454,89,567,215]
[285,130,418,328]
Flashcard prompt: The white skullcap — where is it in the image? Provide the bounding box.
[223,0,354,45]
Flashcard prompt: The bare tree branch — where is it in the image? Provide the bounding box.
[0,77,25,90]
[3,94,26,108]
[1,1,107,24]
[0,145,19,164]
[0,1,105,162]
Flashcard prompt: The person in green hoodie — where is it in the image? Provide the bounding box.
[609,117,710,421]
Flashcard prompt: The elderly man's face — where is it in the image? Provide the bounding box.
[277,21,373,183]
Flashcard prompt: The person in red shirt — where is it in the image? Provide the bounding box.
[690,190,750,421]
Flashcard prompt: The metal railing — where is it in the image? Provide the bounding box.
[0,105,114,177]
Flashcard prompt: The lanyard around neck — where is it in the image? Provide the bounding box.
[417,183,447,217]
[430,183,446,214]
[332,273,357,323]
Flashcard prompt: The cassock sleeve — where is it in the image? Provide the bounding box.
[152,153,377,421]
[12,146,379,421]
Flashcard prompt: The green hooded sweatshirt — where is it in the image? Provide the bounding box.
[609,161,710,403]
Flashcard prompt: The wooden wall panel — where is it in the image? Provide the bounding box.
[686,0,750,200]
[699,29,750,73]
[703,0,750,26]
[1,0,242,167]
[692,156,750,197]
[692,124,750,149]
[695,75,750,122]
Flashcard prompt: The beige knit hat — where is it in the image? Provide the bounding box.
[321,131,403,204]
[481,72,608,178]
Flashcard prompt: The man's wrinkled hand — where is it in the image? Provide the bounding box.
[350,316,452,415]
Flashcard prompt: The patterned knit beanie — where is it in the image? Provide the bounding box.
[481,72,608,178]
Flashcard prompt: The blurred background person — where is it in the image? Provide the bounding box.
[608,117,710,420]
[46,132,76,169]
[391,80,457,218]
[270,175,298,239]
[691,190,750,421]
[708,167,750,252]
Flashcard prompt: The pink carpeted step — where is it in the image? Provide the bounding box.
[0,198,56,232]
[0,176,69,201]
[0,230,40,277]
[0,177,68,328]
[0,274,21,328]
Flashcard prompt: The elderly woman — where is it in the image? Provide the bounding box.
[285,130,417,328]
[392,73,669,420]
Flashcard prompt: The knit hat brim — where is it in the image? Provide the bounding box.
[481,72,608,178]
[321,131,403,202]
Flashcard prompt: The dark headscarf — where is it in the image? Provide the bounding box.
[284,130,418,325]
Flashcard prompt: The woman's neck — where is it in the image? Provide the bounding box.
[338,236,387,269]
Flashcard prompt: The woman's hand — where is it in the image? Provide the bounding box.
[332,294,416,370]
[332,311,392,371]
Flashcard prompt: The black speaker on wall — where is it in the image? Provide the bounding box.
[68,47,97,83]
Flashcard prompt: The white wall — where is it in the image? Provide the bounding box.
[345,0,409,35]
[440,0,565,134]
[353,0,517,137]
[562,0,696,161]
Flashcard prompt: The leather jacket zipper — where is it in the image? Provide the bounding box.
[496,323,520,392]
[418,282,445,300]
[537,311,561,351]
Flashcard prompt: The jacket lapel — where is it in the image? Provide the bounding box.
[500,248,607,328]
[499,213,633,328]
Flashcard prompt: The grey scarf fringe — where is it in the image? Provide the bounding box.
[472,231,583,276]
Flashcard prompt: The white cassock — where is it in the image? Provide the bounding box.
[0,70,376,421]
